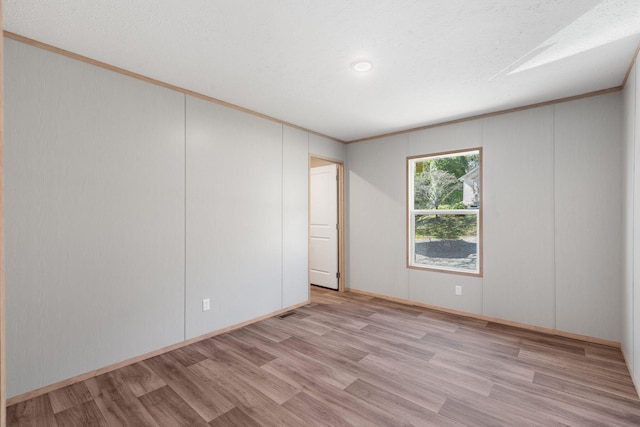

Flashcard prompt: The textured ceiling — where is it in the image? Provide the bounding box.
[3,0,640,141]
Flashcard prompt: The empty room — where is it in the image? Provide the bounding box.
[3,1,640,426]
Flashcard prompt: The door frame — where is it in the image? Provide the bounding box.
[309,155,344,292]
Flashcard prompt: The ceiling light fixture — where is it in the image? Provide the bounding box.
[351,60,372,72]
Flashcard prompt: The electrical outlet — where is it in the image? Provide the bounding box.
[455,286,462,296]
[202,298,210,311]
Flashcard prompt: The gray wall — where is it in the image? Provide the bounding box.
[347,92,623,342]
[554,96,622,339]
[3,38,323,397]
[623,58,640,393]
[309,133,346,162]
[5,39,186,398]
[185,96,284,339]
[283,126,311,307]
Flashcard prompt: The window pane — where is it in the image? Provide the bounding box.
[413,153,479,210]
[414,213,478,272]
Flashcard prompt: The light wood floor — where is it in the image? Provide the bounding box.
[7,286,640,426]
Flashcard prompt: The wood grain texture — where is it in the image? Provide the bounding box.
[53,400,108,427]
[6,300,309,406]
[6,395,56,427]
[7,286,640,426]
[138,386,208,427]
[349,288,621,347]
[85,372,159,426]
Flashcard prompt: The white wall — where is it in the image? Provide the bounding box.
[347,135,409,298]
[185,96,284,338]
[283,126,310,307]
[635,60,640,394]
[309,133,346,162]
[482,107,556,328]
[347,92,623,342]
[554,95,622,340]
[3,38,319,397]
[622,58,640,393]
[4,39,186,397]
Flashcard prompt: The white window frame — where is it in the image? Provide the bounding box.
[407,148,482,276]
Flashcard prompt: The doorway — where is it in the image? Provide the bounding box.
[309,156,344,292]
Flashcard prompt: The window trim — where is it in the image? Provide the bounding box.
[406,148,483,277]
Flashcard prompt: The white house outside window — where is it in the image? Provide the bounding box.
[407,149,482,275]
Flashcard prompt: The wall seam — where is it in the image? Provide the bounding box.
[405,134,411,301]
[183,93,188,341]
[552,104,557,331]
[280,123,285,308]
[632,61,637,378]
[480,119,485,316]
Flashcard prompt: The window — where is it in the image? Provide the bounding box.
[408,149,481,275]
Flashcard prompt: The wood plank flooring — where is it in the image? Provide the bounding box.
[7,286,640,426]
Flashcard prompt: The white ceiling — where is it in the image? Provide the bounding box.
[4,0,640,142]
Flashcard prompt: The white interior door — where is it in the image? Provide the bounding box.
[310,164,338,289]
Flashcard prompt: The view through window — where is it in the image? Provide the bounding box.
[408,149,481,275]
